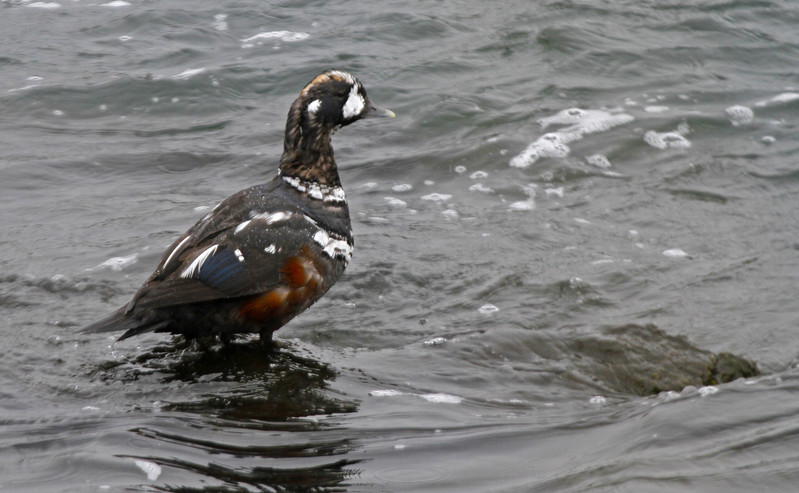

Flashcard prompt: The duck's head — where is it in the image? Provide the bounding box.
[281,70,394,184]
[298,70,395,128]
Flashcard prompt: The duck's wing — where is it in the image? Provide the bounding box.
[125,181,350,313]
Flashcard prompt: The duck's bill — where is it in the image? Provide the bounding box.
[364,105,396,118]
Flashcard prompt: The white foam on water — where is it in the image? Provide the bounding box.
[384,196,408,208]
[661,390,680,401]
[423,337,447,346]
[510,108,634,168]
[26,2,61,8]
[538,107,634,131]
[419,393,463,404]
[508,183,536,211]
[441,209,458,219]
[508,201,534,211]
[698,385,719,397]
[468,183,493,193]
[171,68,206,80]
[761,135,776,144]
[421,193,452,202]
[392,183,412,192]
[662,248,688,258]
[369,389,405,397]
[755,92,799,107]
[240,31,309,48]
[644,129,691,149]
[478,303,499,314]
[8,84,42,93]
[134,460,161,480]
[370,389,461,404]
[509,132,570,168]
[537,107,589,126]
[454,165,467,174]
[725,105,754,126]
[544,186,564,198]
[585,154,611,169]
[589,395,607,405]
[770,92,799,103]
[97,254,138,271]
[469,170,488,179]
[212,13,228,31]
[644,105,669,113]
[101,0,130,6]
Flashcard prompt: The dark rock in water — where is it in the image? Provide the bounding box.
[562,324,759,396]
[709,351,760,386]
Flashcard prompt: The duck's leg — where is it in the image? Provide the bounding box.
[259,328,275,347]
[218,332,233,346]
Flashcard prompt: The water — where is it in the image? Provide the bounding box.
[2,0,799,491]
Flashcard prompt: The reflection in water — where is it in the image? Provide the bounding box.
[123,453,357,493]
[94,337,360,492]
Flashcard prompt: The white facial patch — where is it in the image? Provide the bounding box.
[307,99,321,115]
[342,83,365,120]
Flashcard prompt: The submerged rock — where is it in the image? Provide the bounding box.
[709,351,760,385]
[562,324,759,396]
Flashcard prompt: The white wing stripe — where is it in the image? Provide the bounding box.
[163,235,192,271]
[180,244,219,279]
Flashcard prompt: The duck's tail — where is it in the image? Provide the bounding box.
[81,307,167,341]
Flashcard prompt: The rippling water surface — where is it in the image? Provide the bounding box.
[3,0,799,491]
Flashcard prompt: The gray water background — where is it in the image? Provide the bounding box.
[2,0,799,491]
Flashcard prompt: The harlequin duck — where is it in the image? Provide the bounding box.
[83,70,395,342]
